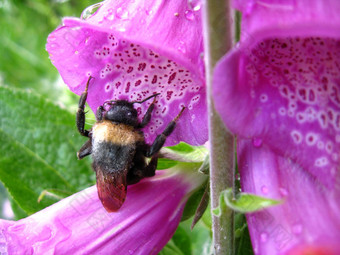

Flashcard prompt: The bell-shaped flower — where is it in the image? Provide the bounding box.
[0,170,206,254]
[213,0,340,254]
[46,0,207,146]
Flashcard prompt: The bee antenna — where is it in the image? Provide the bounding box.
[132,93,160,104]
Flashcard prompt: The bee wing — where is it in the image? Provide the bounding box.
[95,166,128,212]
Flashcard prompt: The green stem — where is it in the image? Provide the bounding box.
[202,0,235,254]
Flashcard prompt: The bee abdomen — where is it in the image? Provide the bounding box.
[92,141,136,172]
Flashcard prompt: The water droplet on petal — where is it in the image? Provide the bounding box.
[261,185,268,194]
[279,187,288,196]
[178,41,186,54]
[292,224,302,234]
[49,43,58,49]
[252,138,263,147]
[118,27,126,32]
[188,0,201,11]
[185,10,195,20]
[260,232,268,242]
[81,3,103,20]
[193,4,201,11]
[145,9,153,15]
[105,8,115,21]
[116,7,129,20]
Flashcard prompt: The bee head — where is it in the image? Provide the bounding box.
[104,101,139,127]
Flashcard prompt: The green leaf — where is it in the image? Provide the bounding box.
[181,181,207,221]
[9,198,28,220]
[223,188,282,213]
[160,217,212,255]
[156,158,178,170]
[158,239,184,255]
[161,142,208,163]
[0,0,99,101]
[235,214,254,255]
[37,189,73,203]
[167,142,196,153]
[0,86,93,215]
[171,226,192,255]
[212,187,228,217]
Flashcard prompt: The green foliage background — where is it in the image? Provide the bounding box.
[0,0,98,217]
[0,1,252,254]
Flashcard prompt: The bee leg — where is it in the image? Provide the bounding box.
[77,139,92,159]
[127,149,158,185]
[77,76,93,137]
[143,154,158,177]
[146,107,185,157]
[137,95,158,129]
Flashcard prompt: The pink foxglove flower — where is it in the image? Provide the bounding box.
[46,0,207,146]
[213,0,340,254]
[0,170,205,254]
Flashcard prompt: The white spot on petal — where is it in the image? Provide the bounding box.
[296,112,306,123]
[315,157,329,167]
[291,130,303,144]
[305,132,318,146]
[336,134,340,143]
[260,94,268,102]
[317,141,324,150]
[325,141,333,154]
[332,153,338,162]
[279,107,287,116]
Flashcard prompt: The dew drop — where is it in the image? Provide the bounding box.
[261,185,268,194]
[292,224,302,234]
[260,232,268,242]
[279,187,288,196]
[252,138,263,147]
[49,43,58,49]
[118,27,126,32]
[185,10,195,20]
[188,0,201,11]
[178,41,187,54]
[105,10,115,21]
[81,3,103,20]
[116,7,129,20]
[193,5,201,11]
[145,9,153,15]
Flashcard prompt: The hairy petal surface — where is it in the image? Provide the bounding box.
[47,0,207,146]
[213,0,340,254]
[0,171,204,254]
[215,37,340,188]
[239,142,340,255]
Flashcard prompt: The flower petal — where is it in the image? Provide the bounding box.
[238,141,340,255]
[46,0,207,146]
[233,0,340,39]
[213,0,340,254]
[1,171,204,254]
[214,1,340,188]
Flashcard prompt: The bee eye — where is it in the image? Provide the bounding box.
[127,112,132,116]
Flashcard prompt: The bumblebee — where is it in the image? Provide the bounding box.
[76,77,185,212]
